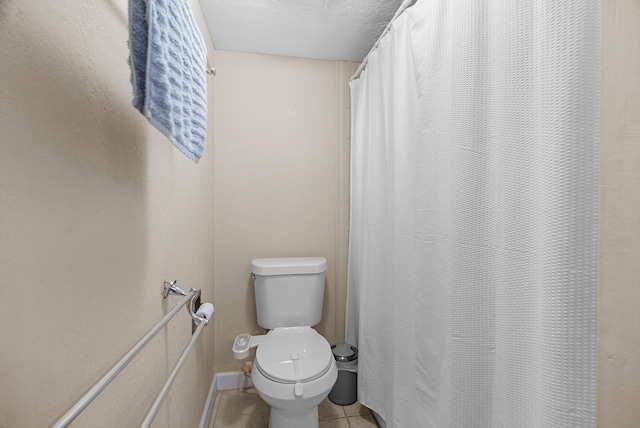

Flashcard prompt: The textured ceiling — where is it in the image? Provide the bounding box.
[199,0,404,61]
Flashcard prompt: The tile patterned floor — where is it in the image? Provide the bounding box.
[210,388,379,428]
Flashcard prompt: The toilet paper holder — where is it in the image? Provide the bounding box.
[163,280,213,329]
[53,280,214,428]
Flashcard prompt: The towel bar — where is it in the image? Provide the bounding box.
[140,320,207,427]
[50,283,212,428]
[206,57,216,76]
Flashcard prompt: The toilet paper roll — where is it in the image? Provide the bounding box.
[196,302,214,320]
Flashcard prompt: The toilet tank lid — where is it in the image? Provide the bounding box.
[251,257,327,276]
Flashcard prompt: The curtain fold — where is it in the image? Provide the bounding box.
[346,1,599,427]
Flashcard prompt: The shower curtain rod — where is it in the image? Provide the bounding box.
[350,0,415,81]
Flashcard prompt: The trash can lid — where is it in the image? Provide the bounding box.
[332,343,358,362]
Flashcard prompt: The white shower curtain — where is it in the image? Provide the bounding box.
[346,1,599,427]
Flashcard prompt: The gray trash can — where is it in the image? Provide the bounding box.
[328,343,358,405]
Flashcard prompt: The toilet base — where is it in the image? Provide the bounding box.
[270,406,318,428]
[250,328,338,428]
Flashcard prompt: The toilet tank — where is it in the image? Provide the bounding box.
[251,257,327,329]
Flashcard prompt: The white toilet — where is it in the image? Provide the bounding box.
[232,257,338,428]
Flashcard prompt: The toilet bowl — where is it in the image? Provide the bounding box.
[250,327,338,428]
[232,257,337,428]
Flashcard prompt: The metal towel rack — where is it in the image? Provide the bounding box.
[50,281,213,428]
[206,57,216,76]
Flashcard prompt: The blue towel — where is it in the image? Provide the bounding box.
[129,0,208,162]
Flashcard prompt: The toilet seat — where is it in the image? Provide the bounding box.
[255,326,333,385]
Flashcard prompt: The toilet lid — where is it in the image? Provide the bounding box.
[255,326,333,384]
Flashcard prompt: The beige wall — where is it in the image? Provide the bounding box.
[212,50,351,373]
[2,0,637,424]
[0,0,217,427]
[599,1,640,427]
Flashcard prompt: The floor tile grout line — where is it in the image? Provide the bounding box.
[320,416,348,421]
[345,415,353,428]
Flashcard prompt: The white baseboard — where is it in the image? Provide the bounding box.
[198,371,254,428]
[215,370,255,391]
